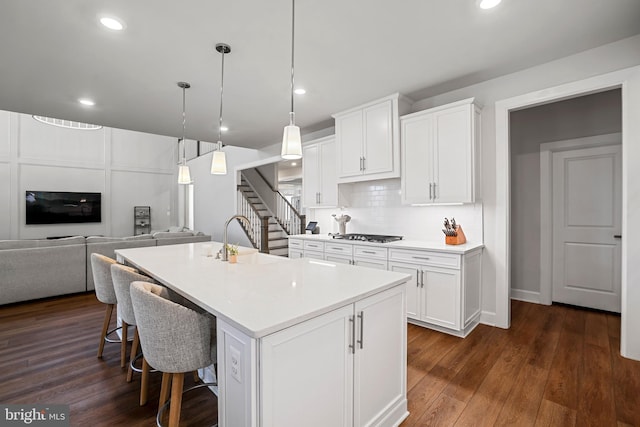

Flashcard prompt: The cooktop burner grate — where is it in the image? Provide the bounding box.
[332,234,403,243]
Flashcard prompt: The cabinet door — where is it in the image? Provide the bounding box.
[353,286,406,427]
[289,249,304,259]
[302,144,321,207]
[336,110,364,178]
[325,254,353,265]
[362,100,393,176]
[432,105,473,203]
[401,114,433,204]
[261,304,354,427]
[319,140,338,206]
[422,267,460,330]
[389,262,421,320]
[353,258,387,271]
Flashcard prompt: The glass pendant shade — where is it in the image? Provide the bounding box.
[281,124,302,159]
[211,146,227,175]
[178,164,192,184]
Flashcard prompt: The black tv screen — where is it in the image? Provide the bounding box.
[26,191,102,225]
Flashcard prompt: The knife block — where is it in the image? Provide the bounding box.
[445,225,467,245]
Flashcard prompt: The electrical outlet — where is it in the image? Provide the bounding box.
[229,345,242,383]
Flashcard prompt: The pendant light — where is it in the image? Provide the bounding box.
[177,81,192,184]
[281,0,302,160]
[211,43,231,175]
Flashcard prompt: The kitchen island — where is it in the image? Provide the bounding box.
[116,241,411,427]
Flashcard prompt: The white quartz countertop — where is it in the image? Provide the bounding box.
[116,242,411,338]
[288,234,484,254]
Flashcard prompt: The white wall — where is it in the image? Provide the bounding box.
[410,34,640,321]
[510,90,622,297]
[0,111,178,239]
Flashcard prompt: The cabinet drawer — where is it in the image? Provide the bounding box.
[389,249,460,269]
[288,239,303,249]
[303,250,324,260]
[325,242,353,255]
[303,241,324,251]
[353,245,387,260]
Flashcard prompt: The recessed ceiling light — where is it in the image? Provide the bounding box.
[478,0,502,9]
[99,16,125,31]
[78,98,95,106]
[220,126,229,132]
[294,88,306,95]
[291,162,297,166]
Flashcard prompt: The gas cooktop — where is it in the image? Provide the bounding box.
[331,233,403,243]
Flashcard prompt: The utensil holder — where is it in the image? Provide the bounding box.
[445,225,467,245]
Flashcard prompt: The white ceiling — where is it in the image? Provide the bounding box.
[1,0,639,150]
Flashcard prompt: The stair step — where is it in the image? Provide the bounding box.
[269,248,289,257]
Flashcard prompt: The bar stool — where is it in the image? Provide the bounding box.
[111,263,158,405]
[90,253,122,359]
[130,281,217,427]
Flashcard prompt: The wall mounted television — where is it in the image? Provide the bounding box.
[26,191,102,224]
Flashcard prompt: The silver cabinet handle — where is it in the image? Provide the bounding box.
[412,256,431,261]
[362,157,366,171]
[318,192,321,204]
[433,182,437,200]
[429,182,433,200]
[420,270,424,288]
[359,157,363,171]
[362,250,376,255]
[349,315,356,354]
[416,269,420,287]
[357,311,364,349]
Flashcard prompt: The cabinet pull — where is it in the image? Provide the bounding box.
[433,183,437,200]
[362,157,366,171]
[412,256,431,260]
[362,250,376,255]
[416,269,420,287]
[420,270,424,288]
[357,311,364,349]
[429,182,433,200]
[349,315,356,354]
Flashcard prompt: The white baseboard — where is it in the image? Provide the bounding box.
[480,310,496,326]
[511,289,542,304]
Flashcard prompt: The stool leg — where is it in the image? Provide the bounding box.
[192,370,200,383]
[97,304,114,358]
[120,320,128,368]
[126,328,139,382]
[159,372,172,409]
[169,372,184,427]
[140,357,150,406]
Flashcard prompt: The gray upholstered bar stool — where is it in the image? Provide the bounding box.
[111,263,158,405]
[90,253,123,360]
[130,281,217,427]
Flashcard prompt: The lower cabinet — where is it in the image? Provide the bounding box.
[260,285,407,427]
[389,248,481,337]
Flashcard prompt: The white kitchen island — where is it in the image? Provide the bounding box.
[116,241,411,427]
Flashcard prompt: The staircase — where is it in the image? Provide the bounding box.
[237,177,293,256]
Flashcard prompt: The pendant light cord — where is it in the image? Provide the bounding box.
[181,86,187,164]
[289,0,295,126]
[218,48,226,148]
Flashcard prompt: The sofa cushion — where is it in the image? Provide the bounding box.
[86,234,153,243]
[152,231,194,239]
[36,236,86,247]
[0,240,40,250]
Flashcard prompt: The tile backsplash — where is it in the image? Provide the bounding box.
[308,179,483,243]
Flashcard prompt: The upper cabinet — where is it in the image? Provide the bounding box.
[302,136,338,208]
[333,93,412,183]
[401,98,480,205]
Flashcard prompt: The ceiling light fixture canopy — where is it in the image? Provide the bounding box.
[177,81,192,185]
[211,43,231,175]
[281,0,302,160]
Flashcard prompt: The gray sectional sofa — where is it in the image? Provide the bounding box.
[1,231,211,305]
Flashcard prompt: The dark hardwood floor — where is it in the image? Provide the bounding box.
[1,294,639,426]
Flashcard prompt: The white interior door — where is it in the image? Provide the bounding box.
[552,145,621,312]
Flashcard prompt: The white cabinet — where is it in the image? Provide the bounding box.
[334,93,411,183]
[401,98,480,204]
[302,136,338,208]
[288,238,324,259]
[260,285,407,427]
[388,247,482,337]
[324,242,388,270]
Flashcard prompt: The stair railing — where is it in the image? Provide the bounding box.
[251,169,306,236]
[237,189,270,253]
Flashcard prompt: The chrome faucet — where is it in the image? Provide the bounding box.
[222,215,251,261]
